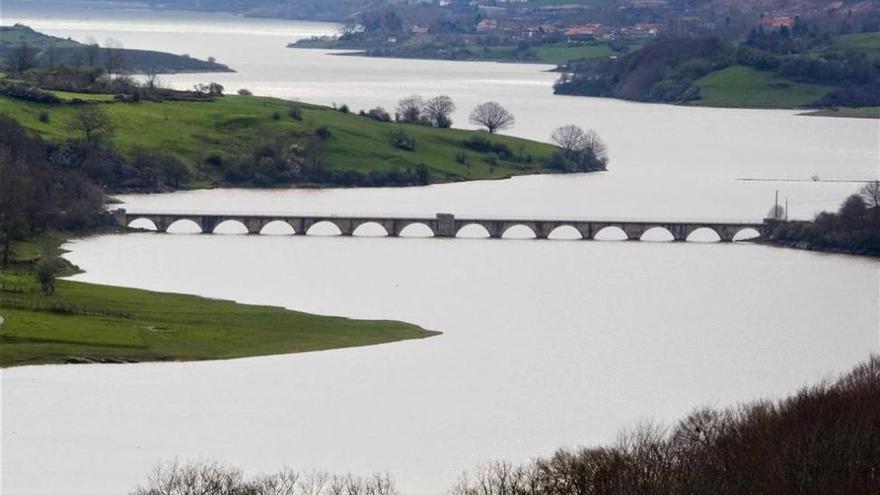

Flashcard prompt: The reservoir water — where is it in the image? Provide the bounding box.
[1,3,879,494]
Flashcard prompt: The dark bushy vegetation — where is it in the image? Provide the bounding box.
[451,354,880,495]
[770,187,880,256]
[133,355,880,494]
[556,24,880,108]
[555,37,730,103]
[130,461,399,495]
[0,82,61,104]
[0,115,106,265]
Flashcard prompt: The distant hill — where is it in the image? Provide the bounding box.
[0,25,233,74]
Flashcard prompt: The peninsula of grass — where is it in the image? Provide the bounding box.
[0,236,437,367]
[0,92,560,186]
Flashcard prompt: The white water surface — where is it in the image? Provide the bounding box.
[1,3,879,495]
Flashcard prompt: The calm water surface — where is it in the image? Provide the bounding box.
[1,3,879,495]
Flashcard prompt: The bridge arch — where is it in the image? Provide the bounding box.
[456,223,492,239]
[593,225,628,241]
[166,219,203,234]
[352,221,389,237]
[213,219,249,235]
[127,217,158,232]
[548,225,582,240]
[686,227,721,243]
[501,224,537,240]
[306,220,343,236]
[732,227,761,242]
[399,222,434,238]
[259,220,296,235]
[640,226,674,242]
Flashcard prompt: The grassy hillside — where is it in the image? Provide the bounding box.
[695,65,831,108]
[0,236,436,367]
[0,93,560,185]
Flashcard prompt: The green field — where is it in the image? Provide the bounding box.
[820,31,880,54]
[0,237,436,367]
[695,65,831,108]
[0,94,558,183]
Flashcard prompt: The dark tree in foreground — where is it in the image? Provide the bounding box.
[469,102,514,133]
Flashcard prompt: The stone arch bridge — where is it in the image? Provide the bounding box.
[116,210,769,242]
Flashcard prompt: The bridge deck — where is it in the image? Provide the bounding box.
[116,210,769,242]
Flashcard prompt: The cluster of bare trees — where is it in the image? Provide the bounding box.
[392,97,519,134]
[129,460,399,495]
[129,351,880,495]
[449,355,880,495]
[548,124,608,172]
[395,94,457,127]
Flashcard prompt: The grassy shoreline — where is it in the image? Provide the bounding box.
[0,231,438,368]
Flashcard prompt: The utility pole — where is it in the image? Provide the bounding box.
[775,190,779,220]
[785,197,789,221]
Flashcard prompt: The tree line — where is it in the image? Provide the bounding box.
[129,354,880,494]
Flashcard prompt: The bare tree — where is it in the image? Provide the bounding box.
[551,125,587,156]
[860,180,880,210]
[469,102,515,134]
[581,129,608,167]
[104,38,126,77]
[424,95,456,128]
[68,105,115,146]
[5,42,38,75]
[395,95,423,123]
[84,42,100,67]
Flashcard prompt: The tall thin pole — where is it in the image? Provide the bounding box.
[785,197,789,221]
[775,190,779,220]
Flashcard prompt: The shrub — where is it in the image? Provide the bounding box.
[390,129,415,151]
[463,135,512,159]
[455,150,469,165]
[0,82,62,105]
[204,152,224,168]
[37,111,50,123]
[270,111,281,120]
[287,102,303,120]
[365,106,392,122]
[338,103,350,113]
[237,88,252,96]
[315,126,331,140]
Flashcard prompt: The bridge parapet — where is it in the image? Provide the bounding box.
[116,210,768,243]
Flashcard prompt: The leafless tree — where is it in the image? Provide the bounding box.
[551,125,587,156]
[395,95,423,123]
[143,68,162,91]
[5,42,38,75]
[85,42,100,67]
[424,95,456,128]
[469,102,514,134]
[581,129,608,167]
[860,180,880,210]
[104,38,126,77]
[130,461,399,495]
[68,105,114,145]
